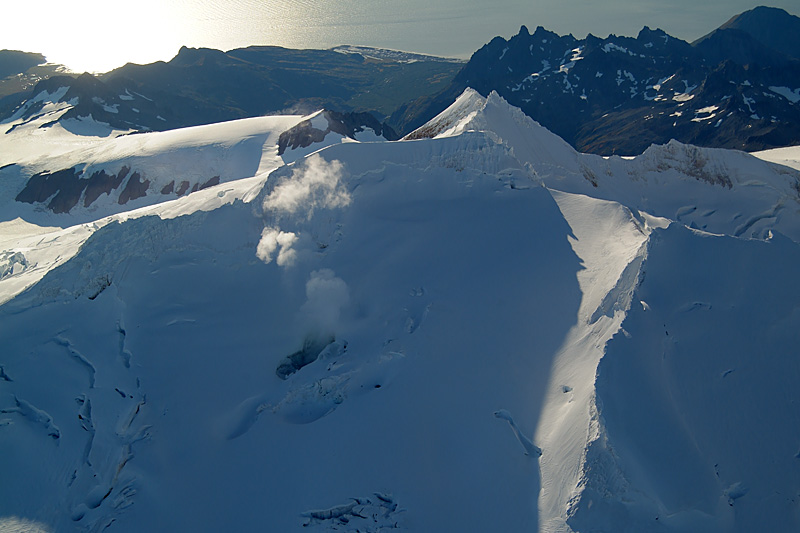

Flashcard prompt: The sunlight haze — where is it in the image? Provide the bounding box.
[1,1,797,72]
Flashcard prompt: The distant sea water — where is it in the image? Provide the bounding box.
[173,0,537,60]
[165,0,770,60]
[9,0,541,72]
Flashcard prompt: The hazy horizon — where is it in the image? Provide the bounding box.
[1,1,797,73]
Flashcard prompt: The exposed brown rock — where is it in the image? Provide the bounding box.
[84,166,129,207]
[118,171,150,205]
[278,119,327,155]
[199,176,220,190]
[15,168,83,214]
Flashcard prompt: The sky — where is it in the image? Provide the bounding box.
[1,1,798,73]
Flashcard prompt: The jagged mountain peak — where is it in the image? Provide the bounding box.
[404,87,486,139]
[399,6,800,156]
[405,88,577,163]
[404,87,800,240]
[636,25,667,38]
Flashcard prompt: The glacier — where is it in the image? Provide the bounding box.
[0,88,799,532]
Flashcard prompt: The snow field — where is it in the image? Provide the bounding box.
[1,87,800,532]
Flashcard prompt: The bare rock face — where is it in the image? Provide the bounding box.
[14,164,221,214]
[277,120,328,155]
[199,176,220,190]
[277,110,398,155]
[15,168,84,214]
[16,166,139,213]
[117,172,149,205]
[84,167,129,207]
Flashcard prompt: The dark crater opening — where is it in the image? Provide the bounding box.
[276,334,336,380]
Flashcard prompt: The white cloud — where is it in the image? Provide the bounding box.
[301,269,350,333]
[256,227,298,266]
[262,155,349,218]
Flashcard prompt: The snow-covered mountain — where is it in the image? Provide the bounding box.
[1,88,799,533]
[395,6,800,155]
[0,89,396,221]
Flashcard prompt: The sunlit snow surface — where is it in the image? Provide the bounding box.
[1,90,800,532]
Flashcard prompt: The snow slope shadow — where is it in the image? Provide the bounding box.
[251,140,583,531]
[0,136,583,531]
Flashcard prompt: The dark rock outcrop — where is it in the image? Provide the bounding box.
[14,164,222,214]
[278,110,398,155]
[84,167,129,207]
[15,168,84,214]
[117,172,149,205]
